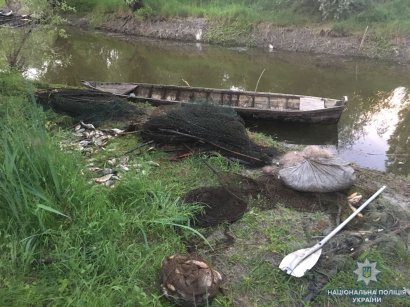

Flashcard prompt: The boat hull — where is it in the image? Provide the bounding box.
[82,81,346,124]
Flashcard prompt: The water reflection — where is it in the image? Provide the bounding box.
[386,89,410,175]
[10,28,410,175]
[24,65,48,80]
[338,87,410,172]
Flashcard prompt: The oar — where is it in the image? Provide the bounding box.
[279,186,386,277]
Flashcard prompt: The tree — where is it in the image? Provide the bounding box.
[0,0,73,71]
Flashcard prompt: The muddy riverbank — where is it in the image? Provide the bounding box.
[70,12,410,64]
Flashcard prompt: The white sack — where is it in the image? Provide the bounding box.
[279,146,356,193]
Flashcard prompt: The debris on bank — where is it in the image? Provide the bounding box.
[186,167,409,303]
[60,121,147,188]
[41,89,408,304]
[62,121,124,154]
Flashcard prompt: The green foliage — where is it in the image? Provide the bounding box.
[317,0,368,20]
[19,0,74,24]
[206,17,255,46]
[321,247,410,306]
[65,0,410,34]
[0,72,33,96]
[0,0,74,71]
[0,72,207,305]
[0,73,83,238]
[66,0,126,14]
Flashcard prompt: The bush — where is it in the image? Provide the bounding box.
[355,7,389,23]
[318,0,368,20]
[125,0,144,11]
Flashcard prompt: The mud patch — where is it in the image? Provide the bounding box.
[99,12,207,42]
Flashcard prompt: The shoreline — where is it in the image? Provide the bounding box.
[68,12,410,64]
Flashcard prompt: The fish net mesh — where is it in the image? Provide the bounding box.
[183,167,324,227]
[35,89,145,126]
[184,186,247,227]
[142,103,276,166]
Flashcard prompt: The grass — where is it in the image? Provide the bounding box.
[201,201,410,306]
[0,72,210,306]
[320,246,410,306]
[204,205,314,305]
[1,71,409,306]
[205,17,256,46]
[65,0,410,35]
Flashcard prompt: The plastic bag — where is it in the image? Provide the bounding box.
[279,146,356,192]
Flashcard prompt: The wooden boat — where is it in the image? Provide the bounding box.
[82,81,347,124]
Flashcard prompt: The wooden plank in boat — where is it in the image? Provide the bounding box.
[299,97,325,111]
[100,84,137,95]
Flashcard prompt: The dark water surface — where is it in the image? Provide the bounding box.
[23,29,410,175]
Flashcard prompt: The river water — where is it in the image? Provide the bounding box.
[21,29,410,176]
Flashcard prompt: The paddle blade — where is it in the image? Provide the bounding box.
[279,248,322,277]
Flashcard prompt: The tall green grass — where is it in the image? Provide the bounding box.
[67,0,127,14]
[65,0,410,33]
[0,72,205,305]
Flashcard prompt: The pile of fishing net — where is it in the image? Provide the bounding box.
[182,162,260,227]
[184,186,247,227]
[35,88,146,126]
[0,14,32,28]
[142,104,276,166]
[182,158,357,228]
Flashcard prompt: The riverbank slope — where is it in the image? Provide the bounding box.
[91,12,410,63]
[3,0,410,62]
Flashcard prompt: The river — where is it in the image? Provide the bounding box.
[18,29,410,176]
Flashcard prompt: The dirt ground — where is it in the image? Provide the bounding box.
[187,166,410,306]
[75,12,410,64]
[354,167,410,210]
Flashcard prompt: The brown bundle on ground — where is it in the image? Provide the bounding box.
[160,254,223,306]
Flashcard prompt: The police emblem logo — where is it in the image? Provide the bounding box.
[354,258,380,285]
